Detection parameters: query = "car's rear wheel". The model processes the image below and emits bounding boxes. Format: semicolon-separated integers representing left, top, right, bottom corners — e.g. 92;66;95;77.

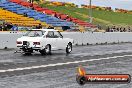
40;49;46;55
66;43;72;54
40;44;51;55
45;44;51;55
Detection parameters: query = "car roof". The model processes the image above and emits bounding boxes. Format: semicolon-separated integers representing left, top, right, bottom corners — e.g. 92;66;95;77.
31;29;57;31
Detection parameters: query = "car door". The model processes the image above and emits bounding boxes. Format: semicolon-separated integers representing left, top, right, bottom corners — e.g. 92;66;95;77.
46;31;57;50
53;31;67;49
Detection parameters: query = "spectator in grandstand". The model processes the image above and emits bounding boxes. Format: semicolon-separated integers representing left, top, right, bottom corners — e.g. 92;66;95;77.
0;24;2;31
11;24;18;31
105;26;132;32
24;12;28;17
97;24;102;29
32;26;36;29
62;26;70;31
110;26;131;32
123;28;126;32
128;27;131;32
47;26;54;29
64;14;69;20
112;26;116;30
6;23;13;29
106;26;110;32
66;17;71;21
36;24;42;29
119;27;122;32
54;13;58;18
116;28;119;32
2;22;8;31
30;4;34;10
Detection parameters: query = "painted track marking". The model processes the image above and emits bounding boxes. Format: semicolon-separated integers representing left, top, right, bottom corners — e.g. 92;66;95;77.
0;54;132;73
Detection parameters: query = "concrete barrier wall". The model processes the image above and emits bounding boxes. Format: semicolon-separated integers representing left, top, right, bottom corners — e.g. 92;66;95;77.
0;31;132;49
0;31;25;49
63;32;132;45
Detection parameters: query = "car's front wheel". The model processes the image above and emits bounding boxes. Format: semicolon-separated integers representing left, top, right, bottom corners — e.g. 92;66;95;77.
66;43;72;54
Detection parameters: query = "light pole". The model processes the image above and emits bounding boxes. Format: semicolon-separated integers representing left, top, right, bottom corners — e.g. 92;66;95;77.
89;0;92;23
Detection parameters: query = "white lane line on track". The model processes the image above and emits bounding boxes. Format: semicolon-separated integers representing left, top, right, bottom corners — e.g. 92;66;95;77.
0;54;132;73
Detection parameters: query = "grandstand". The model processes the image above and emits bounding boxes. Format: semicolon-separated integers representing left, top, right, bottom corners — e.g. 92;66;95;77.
11;0;95;28
0;0;131;32
0;0;96;32
2;0;79;29
0;8;47;27
8;0;93;30
0;0;80;31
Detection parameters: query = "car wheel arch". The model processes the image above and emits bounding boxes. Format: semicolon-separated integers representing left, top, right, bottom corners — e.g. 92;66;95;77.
67;42;72;48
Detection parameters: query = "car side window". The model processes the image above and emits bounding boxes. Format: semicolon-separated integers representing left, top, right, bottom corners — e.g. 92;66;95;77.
46;31;54;38
53;31;63;38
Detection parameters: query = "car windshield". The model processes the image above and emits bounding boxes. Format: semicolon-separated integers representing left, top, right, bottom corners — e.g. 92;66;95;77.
24;30;45;37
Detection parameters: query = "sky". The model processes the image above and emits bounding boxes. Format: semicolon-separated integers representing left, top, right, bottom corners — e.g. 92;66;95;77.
50;0;132;10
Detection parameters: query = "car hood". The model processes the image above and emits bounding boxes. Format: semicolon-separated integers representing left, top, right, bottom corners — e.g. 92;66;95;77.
17;36;42;42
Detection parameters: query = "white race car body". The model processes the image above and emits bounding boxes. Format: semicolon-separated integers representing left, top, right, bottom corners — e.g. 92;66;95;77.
16;29;73;54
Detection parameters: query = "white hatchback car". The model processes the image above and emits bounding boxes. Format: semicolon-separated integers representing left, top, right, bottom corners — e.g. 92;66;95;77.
16;29;73;55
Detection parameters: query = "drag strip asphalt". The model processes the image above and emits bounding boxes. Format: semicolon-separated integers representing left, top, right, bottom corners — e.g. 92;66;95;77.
0;43;132;88
0;54;132;73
